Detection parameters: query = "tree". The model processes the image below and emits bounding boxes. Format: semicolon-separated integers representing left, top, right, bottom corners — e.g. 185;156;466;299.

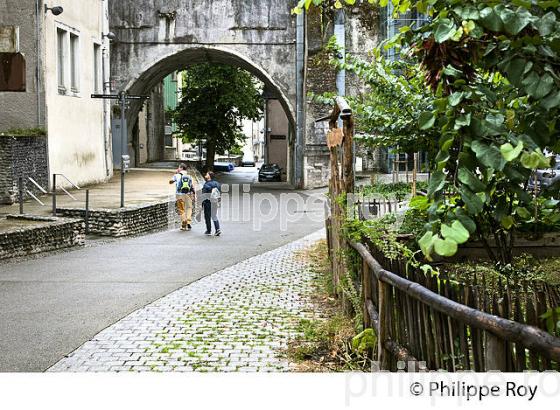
296;0;560;264
171;64;263;168
322;38;437;155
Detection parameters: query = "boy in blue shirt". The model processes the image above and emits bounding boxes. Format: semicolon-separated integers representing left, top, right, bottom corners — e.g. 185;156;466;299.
201;171;221;236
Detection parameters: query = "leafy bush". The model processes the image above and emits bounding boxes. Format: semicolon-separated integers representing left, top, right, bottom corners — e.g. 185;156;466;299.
296;0;560;266
361;181;428;201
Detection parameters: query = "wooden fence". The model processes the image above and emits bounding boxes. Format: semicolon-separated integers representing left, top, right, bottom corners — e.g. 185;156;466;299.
352;240;560;371
322;96;560;371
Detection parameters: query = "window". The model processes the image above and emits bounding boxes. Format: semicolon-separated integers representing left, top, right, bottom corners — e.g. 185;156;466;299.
0;52;26;91
93;43;101;93
57;28;66;92
69;33;79;92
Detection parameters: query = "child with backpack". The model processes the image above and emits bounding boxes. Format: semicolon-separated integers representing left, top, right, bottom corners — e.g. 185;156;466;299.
201;171;222;236
169;163;196;231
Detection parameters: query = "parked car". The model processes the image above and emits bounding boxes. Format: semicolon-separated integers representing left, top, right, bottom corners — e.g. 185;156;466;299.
258;163;282;182
213;162;235;172
528;155;560;192
241;155;256;167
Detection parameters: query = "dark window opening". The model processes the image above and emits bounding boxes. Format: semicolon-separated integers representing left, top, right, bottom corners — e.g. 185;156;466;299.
0;52;26;92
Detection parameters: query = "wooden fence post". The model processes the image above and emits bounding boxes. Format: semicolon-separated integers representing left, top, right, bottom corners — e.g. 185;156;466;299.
378;279;391;370
363;259;372;329
485;332;507;371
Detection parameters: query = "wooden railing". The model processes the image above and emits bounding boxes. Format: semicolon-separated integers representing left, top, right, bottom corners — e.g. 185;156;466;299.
345;238;560;371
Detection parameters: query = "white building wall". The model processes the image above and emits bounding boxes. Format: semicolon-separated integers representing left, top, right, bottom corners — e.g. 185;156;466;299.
43;0;108;187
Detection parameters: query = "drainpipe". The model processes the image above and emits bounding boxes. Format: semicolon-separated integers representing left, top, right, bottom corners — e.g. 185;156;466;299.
295;9;306;189
35;0;42;127
101;0;111;177
334;10;345;98
334;9;353;186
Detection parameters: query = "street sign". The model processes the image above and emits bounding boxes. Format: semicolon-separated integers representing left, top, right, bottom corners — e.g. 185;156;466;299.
90;94;149;100
122;155;131;172
91;93;120;99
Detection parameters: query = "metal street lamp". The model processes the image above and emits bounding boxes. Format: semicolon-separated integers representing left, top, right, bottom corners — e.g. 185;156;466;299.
44;4;63;15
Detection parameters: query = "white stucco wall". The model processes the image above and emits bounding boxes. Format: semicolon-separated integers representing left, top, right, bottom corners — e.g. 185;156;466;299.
43;0;108;187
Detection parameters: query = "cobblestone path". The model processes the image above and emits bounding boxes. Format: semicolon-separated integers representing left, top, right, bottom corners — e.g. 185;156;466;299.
49;230;324;372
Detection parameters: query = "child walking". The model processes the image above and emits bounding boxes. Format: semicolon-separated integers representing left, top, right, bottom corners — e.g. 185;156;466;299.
201;171;222;236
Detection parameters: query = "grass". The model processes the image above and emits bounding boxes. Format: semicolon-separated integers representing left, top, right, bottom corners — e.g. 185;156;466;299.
0;127;46;137
287;240;372;372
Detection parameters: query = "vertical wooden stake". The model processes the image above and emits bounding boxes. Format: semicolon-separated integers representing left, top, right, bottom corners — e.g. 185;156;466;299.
378;279;391;370
485;332;507;371
412;152;418;196
405;153;409;184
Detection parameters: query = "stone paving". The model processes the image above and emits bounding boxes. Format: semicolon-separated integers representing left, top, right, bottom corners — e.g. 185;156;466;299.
48;230;325;372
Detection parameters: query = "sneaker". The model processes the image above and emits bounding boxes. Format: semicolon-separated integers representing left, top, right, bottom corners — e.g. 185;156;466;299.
214;229;221;237
187;224;192;231
180;227;186;231
204;231;212;235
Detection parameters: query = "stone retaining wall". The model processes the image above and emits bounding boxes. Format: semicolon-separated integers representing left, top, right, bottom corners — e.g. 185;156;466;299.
57;200;174;237
0;135;49;204
0;215;85;260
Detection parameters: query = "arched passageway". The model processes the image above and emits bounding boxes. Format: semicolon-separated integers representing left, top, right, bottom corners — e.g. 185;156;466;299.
119;47;295;184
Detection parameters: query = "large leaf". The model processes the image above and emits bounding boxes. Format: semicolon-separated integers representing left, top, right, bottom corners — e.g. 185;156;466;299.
480;7;504;32
538;11;557;36
455;208;477;234
541;90;560;110
501;215;515;229
418;111;436;130
418;231;435;259
434;237;458;257
458;186;484;215
441;220;470;244
448;92;464;107
457;167;486;192
455;113;472;129
454;5;480;20
522;72;554;99
520;150;550;169
500;141;524;161
434;18;457;43
471;140;506;171
504;58;528;88
427;170;446;196
499;7;532;35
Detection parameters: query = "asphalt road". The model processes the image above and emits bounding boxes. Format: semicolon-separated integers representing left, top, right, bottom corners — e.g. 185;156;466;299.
0;167;326;371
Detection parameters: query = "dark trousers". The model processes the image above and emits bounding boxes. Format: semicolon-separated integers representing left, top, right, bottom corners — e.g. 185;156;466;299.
203;200;220;232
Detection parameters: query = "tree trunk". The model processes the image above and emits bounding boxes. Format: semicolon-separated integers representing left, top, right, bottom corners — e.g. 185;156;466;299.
205;139;216;169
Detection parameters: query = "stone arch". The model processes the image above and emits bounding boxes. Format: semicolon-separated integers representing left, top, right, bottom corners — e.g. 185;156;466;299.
122;45;295;129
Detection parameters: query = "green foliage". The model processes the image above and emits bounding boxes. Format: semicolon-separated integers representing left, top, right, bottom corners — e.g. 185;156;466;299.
541;307;560;337
360;181;428;201
172;64;263;167
323;40;437;155
352;328;377;353
399;206;428;239
0;128;46;137
299;0;560;264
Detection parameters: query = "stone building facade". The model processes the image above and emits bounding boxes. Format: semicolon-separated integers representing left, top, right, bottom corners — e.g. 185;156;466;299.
0;0;112;189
